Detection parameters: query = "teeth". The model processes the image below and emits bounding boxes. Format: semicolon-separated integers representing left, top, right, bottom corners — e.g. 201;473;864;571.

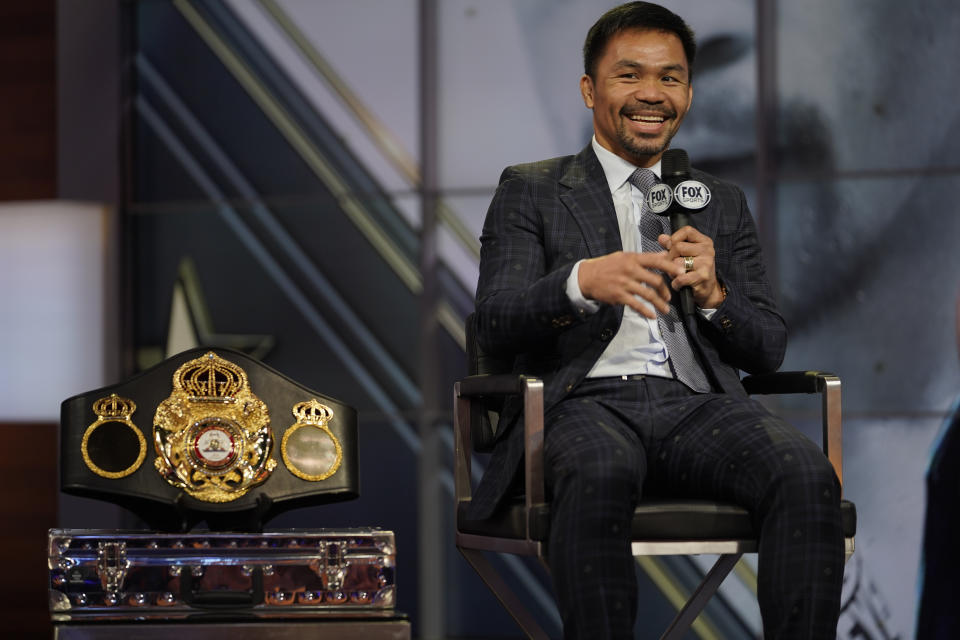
629;115;665;123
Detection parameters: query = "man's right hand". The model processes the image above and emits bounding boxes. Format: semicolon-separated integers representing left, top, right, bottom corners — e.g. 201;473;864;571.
578;251;682;319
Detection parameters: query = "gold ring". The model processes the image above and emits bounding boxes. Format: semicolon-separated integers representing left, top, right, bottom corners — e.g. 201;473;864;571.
683;256;695;272
82;394;146;479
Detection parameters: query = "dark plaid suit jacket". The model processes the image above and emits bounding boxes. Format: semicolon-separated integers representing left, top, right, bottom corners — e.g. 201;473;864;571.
469;144;787;519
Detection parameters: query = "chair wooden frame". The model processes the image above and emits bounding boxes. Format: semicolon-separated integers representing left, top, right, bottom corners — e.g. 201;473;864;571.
454;369;855;639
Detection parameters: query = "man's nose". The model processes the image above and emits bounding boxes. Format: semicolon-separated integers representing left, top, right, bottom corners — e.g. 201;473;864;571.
630;78;665;102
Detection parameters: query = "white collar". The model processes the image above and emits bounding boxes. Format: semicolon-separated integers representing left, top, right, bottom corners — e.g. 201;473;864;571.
591;136;662;193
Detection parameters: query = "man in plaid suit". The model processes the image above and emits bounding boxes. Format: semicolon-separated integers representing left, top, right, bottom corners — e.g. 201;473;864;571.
471;2;844;638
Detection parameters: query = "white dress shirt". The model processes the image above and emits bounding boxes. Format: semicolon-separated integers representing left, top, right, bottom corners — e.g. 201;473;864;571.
565;138;715;379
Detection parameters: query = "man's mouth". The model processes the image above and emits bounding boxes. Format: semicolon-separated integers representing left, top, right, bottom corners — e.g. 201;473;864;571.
626;114;667;124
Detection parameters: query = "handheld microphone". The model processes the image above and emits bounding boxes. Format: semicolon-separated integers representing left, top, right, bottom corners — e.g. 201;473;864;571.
649;148;711;315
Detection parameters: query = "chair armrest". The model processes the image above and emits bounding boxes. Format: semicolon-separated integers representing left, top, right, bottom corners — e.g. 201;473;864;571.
743;370;844;489
458;374;533;398
741;370;837;395
458;374;539;453
454;375;547;539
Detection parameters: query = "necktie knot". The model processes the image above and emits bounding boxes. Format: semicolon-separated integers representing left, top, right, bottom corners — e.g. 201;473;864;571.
627;167;659;195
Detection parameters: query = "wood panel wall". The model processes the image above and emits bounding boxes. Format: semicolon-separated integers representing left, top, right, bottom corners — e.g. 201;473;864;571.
0;423;57;638
0;0;56;201
1;3;59;636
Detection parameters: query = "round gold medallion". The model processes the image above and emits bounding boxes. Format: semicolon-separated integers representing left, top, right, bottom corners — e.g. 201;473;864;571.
282;400;342;482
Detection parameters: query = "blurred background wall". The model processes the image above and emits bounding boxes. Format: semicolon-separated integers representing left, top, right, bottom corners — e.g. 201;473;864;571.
1;1;958;638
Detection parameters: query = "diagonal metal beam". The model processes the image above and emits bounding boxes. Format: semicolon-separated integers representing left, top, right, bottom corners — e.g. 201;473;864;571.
174;0;467;349
137;53;421;405
255;0;482;262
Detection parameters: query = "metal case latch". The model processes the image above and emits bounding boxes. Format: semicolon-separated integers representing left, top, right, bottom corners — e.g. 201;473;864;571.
96;541;129;596
322;541;348;591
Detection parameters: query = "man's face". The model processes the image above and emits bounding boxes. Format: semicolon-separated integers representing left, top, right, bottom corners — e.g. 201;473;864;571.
580;28;693;167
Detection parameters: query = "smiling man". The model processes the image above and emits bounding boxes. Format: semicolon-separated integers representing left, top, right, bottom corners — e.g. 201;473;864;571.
582;27;691;163
471;2;845;638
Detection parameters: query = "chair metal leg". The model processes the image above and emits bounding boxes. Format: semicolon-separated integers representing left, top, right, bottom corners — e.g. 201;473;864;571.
458;547;552;640
660;553;742;640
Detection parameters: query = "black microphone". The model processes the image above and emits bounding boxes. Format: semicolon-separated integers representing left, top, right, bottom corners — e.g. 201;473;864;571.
651;148;712;315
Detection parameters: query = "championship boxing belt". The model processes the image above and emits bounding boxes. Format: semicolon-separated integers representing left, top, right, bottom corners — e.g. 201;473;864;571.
60;348;358;531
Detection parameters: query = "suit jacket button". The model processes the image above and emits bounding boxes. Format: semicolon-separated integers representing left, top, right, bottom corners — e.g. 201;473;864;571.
600;328;613;341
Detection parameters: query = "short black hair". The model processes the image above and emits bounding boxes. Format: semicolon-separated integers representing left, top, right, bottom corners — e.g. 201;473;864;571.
583;2;697;80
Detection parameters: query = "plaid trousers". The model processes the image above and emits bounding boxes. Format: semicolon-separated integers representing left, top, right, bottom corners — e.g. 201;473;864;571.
543;376;844;639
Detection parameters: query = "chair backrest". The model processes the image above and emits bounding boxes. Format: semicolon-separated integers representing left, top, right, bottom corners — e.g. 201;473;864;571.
465;312;513;452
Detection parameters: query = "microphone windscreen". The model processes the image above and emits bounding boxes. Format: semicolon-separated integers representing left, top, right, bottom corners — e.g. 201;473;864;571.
662;148;690;181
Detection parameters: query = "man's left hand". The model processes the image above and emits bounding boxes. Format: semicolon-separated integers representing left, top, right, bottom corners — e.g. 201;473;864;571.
658;226;725;309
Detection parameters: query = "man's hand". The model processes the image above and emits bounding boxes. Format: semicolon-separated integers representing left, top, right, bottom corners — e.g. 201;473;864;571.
578;250;682;319
658;226;725;308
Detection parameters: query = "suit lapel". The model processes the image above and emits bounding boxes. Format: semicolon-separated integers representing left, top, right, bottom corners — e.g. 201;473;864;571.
559;145;622;257
684;169;721;239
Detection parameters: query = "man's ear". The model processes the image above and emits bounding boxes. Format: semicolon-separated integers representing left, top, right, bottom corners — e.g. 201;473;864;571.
579;74;595;109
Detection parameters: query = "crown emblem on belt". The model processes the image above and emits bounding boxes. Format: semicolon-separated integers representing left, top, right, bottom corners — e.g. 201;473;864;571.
92;394;137;419
154;352;276;503
292;399;334;425
174;353;247;402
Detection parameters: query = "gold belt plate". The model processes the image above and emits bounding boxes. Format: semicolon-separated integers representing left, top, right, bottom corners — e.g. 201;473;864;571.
153;351;276;503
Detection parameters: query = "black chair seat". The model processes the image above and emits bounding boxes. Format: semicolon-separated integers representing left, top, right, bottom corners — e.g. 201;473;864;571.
458;498;857;542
